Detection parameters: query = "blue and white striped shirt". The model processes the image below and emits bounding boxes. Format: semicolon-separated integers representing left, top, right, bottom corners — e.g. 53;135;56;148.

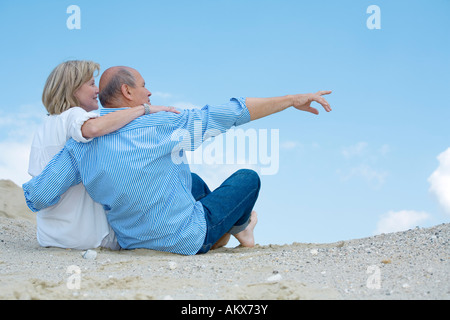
23;97;251;255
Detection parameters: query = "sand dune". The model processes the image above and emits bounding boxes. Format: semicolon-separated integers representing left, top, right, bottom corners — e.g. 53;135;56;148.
0;180;36;223
0;180;448;300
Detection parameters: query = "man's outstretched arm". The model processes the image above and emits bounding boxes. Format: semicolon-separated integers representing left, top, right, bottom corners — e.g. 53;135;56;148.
246;91;332;121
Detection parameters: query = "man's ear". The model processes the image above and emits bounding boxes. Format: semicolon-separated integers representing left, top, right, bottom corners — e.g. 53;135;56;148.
121;84;133;101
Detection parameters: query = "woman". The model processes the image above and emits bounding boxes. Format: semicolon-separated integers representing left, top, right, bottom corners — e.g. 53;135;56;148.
28;60;178;250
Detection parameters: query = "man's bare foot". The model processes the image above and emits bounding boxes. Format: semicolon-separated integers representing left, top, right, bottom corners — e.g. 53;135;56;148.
211;233;231;250
234;211;258;248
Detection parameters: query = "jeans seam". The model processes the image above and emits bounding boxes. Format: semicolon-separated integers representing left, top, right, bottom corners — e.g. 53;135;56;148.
197;192;208;200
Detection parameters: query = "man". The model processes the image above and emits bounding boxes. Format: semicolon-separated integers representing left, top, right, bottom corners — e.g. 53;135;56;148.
23;66;332;255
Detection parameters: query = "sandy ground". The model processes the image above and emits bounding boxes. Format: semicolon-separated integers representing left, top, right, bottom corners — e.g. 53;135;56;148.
0;179;449;300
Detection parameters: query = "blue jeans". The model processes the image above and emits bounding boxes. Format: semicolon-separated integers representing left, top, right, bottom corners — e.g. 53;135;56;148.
193;169;261;254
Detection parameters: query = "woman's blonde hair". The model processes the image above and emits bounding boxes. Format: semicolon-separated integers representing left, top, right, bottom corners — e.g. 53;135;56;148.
42;60;100;115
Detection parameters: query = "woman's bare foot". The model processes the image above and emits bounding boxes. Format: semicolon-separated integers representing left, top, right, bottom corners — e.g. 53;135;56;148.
211;233;231;250
234;211;258;248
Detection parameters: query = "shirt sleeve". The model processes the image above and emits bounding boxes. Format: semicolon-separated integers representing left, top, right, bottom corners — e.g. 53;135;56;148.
22;144;82;212
65;107;99;143
173;97;251;151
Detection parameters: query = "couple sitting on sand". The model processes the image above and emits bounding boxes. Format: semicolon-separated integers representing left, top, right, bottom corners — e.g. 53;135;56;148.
23;60;332;255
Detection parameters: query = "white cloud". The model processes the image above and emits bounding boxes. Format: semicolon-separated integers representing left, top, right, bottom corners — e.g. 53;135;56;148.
378;144;390;156
337;164;387;188
372;148;449;236
341;141;390;160
0;103;44;185
341;142;368;159
350;164;387;186
280;140;301;150
0;141;31;186
428;147;450;215
151;91;172;99
339;142;390;188
149;91;200;109
0;104;45;142
171;101;201;109
374;210;430;235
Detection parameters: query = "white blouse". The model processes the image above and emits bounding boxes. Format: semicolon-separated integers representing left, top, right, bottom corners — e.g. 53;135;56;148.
28;107;119;250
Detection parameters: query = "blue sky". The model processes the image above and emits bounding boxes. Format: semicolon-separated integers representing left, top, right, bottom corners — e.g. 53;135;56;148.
0;0;449;246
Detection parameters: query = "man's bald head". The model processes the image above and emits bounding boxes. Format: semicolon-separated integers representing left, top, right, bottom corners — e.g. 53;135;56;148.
99;66;137;108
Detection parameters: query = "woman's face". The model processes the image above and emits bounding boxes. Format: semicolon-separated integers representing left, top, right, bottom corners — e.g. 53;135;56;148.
74;77;99;112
